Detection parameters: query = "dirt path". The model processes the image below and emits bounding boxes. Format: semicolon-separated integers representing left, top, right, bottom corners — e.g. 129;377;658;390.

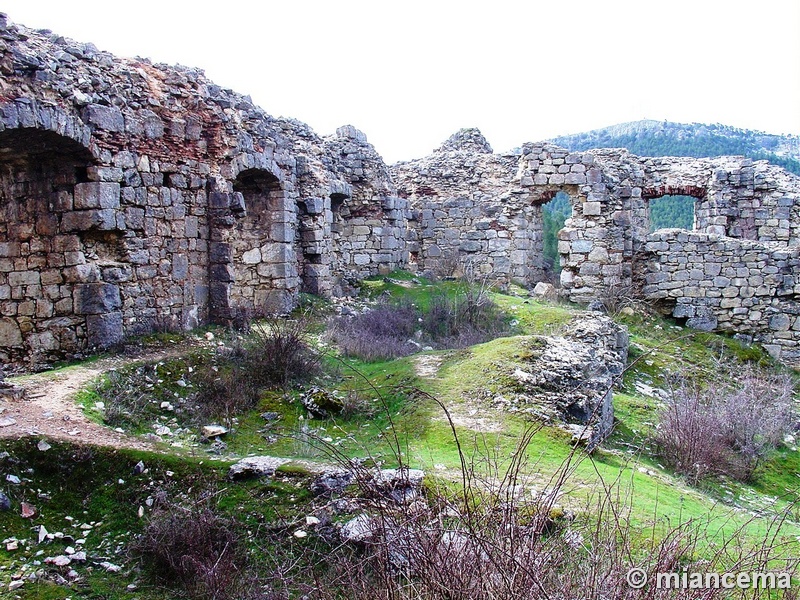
413;353;502;433
413;354;443;378
0;347;194;450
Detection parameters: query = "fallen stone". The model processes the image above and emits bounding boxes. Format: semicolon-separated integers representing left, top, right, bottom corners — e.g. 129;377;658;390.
0;491;11;511
0;417;17;427
8;580;24;591
46;555;72;566
21;502;37;518
370;467;426;504
98;561;122;573
532;281;557;301
228;456;289;480
300;387;343;419
6;474;21;484
340;513;376;543
310;469;355;497
201;425;227;438
37;440;51;452
38;525;48;543
206;439;227;454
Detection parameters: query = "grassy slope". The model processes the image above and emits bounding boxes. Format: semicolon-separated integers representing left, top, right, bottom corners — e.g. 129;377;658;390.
2;272;798;597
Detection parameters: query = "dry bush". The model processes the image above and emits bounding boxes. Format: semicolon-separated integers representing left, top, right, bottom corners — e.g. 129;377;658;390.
592;280;636;315
131;497;259;600
328;285;508;361
420;287;507;349
654;369;795;483
192;366;261;427
240;314;321;388
298;397;799;599
327;303;420;361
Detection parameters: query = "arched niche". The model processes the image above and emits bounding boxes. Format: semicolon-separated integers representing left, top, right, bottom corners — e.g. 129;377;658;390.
0;128;124;367
228;168;294;315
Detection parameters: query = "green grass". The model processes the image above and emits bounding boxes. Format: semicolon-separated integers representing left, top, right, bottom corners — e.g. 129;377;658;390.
5;272;799;597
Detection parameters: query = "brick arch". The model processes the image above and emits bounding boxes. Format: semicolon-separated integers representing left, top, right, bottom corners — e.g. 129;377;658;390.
641;184;707;200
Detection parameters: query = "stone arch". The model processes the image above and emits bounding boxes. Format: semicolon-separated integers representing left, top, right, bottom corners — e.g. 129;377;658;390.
0;99;95;156
0;127;124;368
224;167;297;316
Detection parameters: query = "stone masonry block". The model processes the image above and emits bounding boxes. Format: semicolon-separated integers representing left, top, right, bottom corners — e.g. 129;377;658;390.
61;209;119;231
73;182;120;210
75;283;122;315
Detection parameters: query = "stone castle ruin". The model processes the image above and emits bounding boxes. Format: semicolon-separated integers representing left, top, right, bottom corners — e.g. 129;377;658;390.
0;15;798;370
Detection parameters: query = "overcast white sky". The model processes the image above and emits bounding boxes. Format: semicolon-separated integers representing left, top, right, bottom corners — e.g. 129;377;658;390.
4;0;799;163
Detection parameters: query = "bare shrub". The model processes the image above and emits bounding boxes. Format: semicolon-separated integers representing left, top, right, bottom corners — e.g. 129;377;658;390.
99;366;168;428
329;285;509;361
420;287;507;349
241;314;321;388
592;280;636;315
654;369;795;482
327;303;420;361
131;496;258;600
299;395;799;599
337;389;379;420
192;366;261;427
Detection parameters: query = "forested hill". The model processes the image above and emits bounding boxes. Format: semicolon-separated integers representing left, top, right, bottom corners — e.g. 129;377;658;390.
549;120;800;175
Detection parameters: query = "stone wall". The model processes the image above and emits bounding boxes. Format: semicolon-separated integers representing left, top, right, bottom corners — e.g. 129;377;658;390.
0;15;407;370
393;132;800;362
2;13;800;370
392;130;558;284
641;230;800;361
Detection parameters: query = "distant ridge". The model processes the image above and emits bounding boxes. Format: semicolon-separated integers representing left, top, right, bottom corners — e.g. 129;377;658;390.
548;120;800;175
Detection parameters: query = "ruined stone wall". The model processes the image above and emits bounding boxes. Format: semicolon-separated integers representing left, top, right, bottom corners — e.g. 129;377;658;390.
321;126;409;293
394;130;800;362
392;130;553;284
642;230;800;361
0;15;412;370
2;13;800;370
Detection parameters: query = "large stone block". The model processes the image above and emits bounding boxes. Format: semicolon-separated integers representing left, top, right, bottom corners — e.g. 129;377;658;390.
61;209;119;231
241;248;262;264
75;283;122;315
74;182;120;210
582;201;602;216
572;239;594;253
209;242;232;263
86;312;124;348
84;104;125;132
0;318;22;346
303;197;325;215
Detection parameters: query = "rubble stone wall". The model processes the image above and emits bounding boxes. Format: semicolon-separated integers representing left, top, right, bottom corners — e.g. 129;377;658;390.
0;16;407;370
2;13;800;370
641;230;800;361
